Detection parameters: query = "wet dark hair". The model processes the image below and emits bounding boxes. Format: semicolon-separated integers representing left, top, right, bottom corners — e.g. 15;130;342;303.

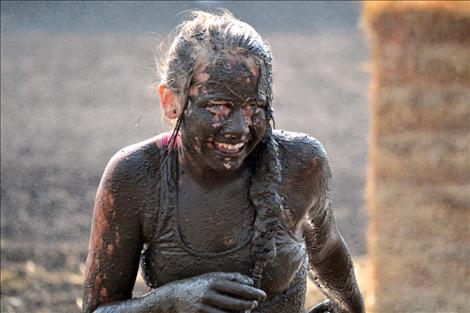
158;10;282;287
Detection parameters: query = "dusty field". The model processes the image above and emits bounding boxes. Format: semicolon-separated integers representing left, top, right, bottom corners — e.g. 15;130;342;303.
1;30;369;312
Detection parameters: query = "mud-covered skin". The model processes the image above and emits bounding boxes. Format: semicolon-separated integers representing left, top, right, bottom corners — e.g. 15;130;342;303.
82;130;364;313
181;56;267;176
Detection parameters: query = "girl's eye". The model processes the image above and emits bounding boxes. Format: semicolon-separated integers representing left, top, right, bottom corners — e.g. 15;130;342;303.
211;104;224;111
242;103;255;115
243;102;264;115
207;102;230;114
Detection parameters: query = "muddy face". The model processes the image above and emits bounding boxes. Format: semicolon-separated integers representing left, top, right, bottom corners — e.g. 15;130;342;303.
179;55;268;173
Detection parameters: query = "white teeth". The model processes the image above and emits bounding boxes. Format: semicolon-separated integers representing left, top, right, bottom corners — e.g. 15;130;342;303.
214;142;245;152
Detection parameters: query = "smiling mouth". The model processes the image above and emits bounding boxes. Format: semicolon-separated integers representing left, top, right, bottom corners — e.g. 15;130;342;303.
213;141;246;154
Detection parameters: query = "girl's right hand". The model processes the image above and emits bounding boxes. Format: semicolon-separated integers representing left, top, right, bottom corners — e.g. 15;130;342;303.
170;272;267;313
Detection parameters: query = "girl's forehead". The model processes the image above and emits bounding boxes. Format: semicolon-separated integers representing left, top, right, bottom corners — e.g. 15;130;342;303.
196;53;258;80
189;55;259;98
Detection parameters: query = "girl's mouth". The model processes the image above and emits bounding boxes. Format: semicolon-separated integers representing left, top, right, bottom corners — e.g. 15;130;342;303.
213;141;246;155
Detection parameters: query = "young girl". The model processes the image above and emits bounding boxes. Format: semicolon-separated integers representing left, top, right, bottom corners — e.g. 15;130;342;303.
82;10;364;313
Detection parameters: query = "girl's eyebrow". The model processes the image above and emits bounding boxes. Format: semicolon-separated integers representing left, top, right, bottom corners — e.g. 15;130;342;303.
240;97;259;104
208;99;231;104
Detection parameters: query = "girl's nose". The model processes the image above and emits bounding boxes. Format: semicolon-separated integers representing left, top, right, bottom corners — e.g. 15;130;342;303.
222;110;249;139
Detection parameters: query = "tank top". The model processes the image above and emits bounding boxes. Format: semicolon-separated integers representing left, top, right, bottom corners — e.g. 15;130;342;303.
141;135;308;312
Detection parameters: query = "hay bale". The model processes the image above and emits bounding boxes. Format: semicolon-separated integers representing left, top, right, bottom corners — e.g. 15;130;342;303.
375;131;469;184
363;2;470;312
375;85;470;134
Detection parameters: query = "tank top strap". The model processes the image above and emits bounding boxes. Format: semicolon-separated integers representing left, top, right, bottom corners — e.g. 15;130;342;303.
153;134;179;241
160;147;178;214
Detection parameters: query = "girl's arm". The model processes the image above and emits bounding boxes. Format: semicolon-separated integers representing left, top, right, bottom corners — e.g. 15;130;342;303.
302;146;364;313
82;149;147;312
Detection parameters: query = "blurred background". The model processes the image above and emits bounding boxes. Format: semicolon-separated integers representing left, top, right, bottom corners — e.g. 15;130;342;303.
6;1;466;313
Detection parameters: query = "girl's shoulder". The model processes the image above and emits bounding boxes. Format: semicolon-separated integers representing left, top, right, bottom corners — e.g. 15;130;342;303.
102;133;172;184
273;129;329;165
111;132;174;163
273;130;332;217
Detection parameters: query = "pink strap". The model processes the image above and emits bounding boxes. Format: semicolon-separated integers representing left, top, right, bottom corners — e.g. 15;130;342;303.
156;132;180;149
156;132;172;148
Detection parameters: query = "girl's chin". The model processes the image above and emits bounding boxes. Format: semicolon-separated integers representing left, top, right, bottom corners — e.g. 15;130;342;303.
199;154;246;173
209;159;244;171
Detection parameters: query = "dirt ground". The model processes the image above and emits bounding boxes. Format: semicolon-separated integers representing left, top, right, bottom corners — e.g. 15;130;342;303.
1;26;369;312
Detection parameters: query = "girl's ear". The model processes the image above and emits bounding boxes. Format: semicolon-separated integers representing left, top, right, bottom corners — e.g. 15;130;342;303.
159;84;181;119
